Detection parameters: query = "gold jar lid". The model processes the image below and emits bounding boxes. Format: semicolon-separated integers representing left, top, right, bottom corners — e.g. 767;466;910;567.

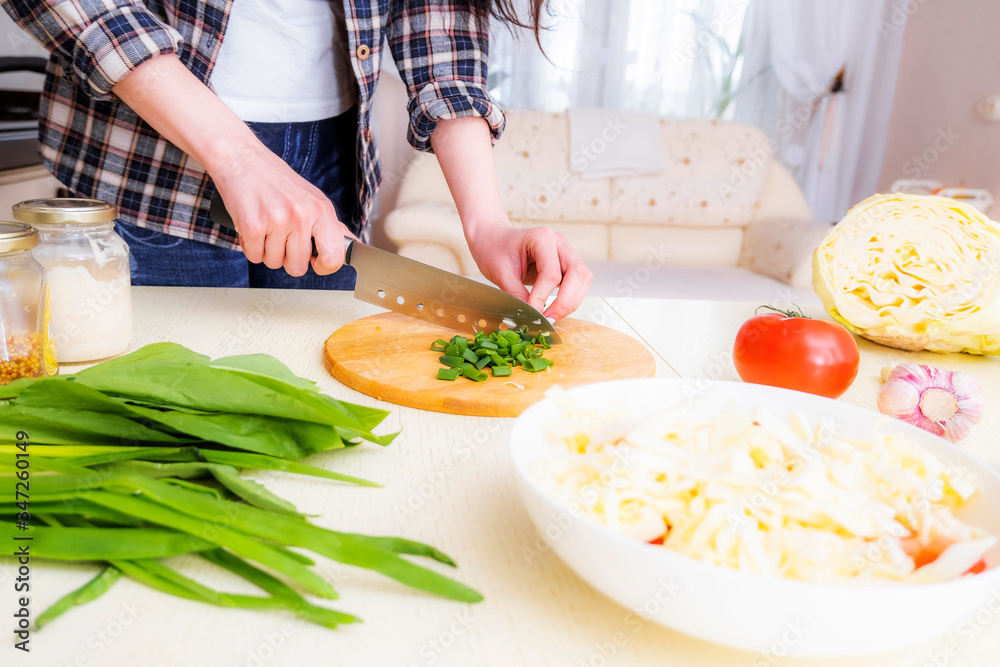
12;198;118;226
0;221;40;253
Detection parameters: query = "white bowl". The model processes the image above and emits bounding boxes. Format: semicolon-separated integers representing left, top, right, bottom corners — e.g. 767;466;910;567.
509;379;1000;658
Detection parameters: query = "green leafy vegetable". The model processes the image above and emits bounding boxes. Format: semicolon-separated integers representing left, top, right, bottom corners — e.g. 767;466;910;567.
432;329;554;382
437;368;461;381
0;343;480;630
35;567;123;629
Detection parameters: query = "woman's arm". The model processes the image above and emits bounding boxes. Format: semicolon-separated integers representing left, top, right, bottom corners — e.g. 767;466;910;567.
3;1;348;275
111;54;351;277
430;117;593;320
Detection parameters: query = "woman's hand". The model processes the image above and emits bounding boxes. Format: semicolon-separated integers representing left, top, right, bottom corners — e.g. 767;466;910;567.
211;144;354;277
430;116;593;320
465;220;593;320
112;54;351;276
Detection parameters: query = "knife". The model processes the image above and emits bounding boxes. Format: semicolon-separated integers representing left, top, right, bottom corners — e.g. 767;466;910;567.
210;195;561;343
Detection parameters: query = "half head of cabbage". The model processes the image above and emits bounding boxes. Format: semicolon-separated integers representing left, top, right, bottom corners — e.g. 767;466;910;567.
813;193;1000;354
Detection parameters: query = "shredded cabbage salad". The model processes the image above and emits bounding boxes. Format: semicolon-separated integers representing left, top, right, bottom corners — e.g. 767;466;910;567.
536;390;996;584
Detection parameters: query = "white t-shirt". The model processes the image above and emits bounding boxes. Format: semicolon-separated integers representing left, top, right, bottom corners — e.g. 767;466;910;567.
210;0;357;123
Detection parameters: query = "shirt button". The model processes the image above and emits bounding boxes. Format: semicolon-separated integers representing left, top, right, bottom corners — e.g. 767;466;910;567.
357;44;371;60
364;128;373;142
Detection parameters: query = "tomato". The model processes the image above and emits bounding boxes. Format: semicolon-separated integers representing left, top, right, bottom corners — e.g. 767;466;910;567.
967;559;988;575
733;306;860;399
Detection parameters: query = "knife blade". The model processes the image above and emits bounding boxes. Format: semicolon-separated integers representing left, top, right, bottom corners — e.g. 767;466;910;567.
344;238;561;343
210;194;561;342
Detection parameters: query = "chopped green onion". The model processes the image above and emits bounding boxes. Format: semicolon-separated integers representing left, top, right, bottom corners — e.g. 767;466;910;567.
461;367;488;382
522;359;548;372
431;329;554;382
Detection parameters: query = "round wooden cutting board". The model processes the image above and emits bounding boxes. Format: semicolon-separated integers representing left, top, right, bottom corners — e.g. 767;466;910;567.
324;313;656;417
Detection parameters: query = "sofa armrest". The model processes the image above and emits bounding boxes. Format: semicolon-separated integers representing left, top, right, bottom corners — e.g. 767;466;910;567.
395;241;465;275
740;218;834;291
753;162;813;222
382;203;481;276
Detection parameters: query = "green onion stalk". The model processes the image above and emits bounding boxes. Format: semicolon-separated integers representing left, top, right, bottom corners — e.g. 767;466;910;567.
0;343;481;629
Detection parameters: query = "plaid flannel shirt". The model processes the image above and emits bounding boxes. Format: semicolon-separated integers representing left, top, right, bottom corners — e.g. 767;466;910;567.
1;0;505;247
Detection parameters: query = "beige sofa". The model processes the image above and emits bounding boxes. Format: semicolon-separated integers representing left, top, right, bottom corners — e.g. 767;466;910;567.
384;110;829;303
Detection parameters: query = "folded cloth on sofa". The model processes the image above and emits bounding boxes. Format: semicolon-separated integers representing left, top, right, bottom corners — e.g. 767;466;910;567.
567;108;667;179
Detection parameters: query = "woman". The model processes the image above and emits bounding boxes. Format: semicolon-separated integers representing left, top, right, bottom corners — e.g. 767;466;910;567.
3;0;591;320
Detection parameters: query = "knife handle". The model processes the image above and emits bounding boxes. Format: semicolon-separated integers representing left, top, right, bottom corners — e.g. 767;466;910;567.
211;191;357;263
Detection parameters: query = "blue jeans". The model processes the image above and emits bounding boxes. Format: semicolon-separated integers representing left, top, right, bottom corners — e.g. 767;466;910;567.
116;109;360;289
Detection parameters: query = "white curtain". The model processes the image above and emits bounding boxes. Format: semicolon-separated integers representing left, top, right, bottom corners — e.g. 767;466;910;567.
733;0;909;222
489;0;750;118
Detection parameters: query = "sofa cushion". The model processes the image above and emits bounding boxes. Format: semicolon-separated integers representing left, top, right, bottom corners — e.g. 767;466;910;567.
395;152;452;208
740;218;835;291
753;161;813;222
396;242;465;275
493;110;612;223
384;203;478;275
610;225;745;267
610;120;772;227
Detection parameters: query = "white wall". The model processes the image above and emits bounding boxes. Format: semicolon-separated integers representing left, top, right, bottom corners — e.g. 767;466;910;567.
877;0;1000;207
0;10;49;90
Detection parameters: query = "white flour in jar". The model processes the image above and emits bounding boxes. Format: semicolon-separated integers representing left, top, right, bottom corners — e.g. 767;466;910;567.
46;264;132;362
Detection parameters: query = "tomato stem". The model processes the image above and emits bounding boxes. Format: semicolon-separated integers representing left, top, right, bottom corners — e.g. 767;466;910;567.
755;304;810;319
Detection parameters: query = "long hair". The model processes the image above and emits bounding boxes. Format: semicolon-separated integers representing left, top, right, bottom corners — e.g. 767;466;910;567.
467;0;547;45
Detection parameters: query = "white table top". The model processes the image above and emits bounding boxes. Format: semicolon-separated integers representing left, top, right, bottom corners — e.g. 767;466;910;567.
3;287;999;667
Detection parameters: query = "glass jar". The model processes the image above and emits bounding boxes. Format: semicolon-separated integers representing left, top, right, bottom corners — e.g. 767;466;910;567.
13;198;132;364
0;222;56;384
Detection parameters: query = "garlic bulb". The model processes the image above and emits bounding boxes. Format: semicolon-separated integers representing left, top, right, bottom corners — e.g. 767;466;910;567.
877;364;983;442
